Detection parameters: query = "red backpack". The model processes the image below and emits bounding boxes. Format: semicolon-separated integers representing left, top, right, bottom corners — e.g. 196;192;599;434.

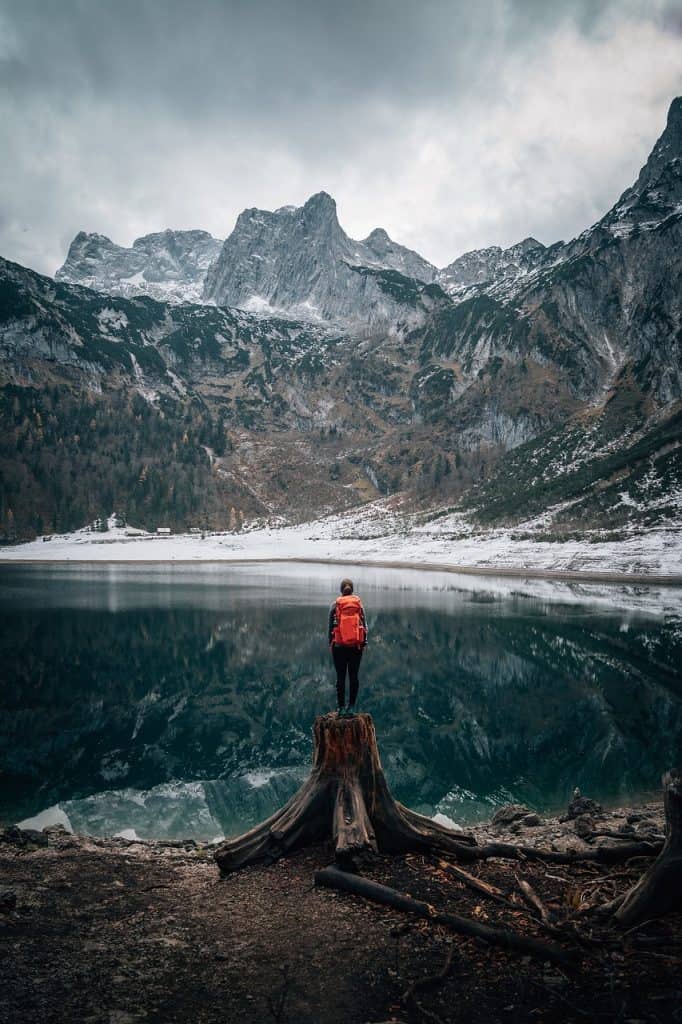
333;594;366;647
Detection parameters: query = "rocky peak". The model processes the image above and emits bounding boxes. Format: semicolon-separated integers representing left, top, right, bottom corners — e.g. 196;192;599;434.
132;228;217;252
635;96;682;190
231;194;342;248
64;232;118;258
668;95;682;126
597;95;682;241
365;227;390;246
361;227;437;283
438;236;546;294
203;192;438;319
511;237;545;255
56;228;223;303
302;190;338;221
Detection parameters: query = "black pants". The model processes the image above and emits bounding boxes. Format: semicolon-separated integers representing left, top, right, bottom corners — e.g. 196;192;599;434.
332;645;363;707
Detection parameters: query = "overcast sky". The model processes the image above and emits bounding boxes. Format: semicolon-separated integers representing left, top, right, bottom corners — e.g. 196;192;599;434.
1;0;681;275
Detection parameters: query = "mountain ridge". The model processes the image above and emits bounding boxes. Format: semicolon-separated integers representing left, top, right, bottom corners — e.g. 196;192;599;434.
56;191;549;322
54;97;682;326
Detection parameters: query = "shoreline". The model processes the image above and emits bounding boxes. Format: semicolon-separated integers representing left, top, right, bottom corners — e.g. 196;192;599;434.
1;553;681;586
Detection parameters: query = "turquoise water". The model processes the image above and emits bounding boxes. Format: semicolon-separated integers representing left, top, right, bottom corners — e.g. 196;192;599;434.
1;562;681;840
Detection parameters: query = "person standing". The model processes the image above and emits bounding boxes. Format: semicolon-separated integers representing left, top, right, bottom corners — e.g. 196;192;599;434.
328;578;367;716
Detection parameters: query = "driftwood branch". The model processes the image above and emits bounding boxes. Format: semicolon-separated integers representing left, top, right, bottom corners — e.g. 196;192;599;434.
515;874;556;929
314;865;575;967
437;858;513;907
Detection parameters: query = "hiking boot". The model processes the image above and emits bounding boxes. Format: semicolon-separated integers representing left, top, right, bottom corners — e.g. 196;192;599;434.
346;703;357;717
337;705;347;717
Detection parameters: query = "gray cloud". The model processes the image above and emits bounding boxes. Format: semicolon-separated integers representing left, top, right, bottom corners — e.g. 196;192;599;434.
1;0;681;275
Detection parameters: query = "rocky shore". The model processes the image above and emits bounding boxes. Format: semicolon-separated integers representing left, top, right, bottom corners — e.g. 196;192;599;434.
1;796;680;1024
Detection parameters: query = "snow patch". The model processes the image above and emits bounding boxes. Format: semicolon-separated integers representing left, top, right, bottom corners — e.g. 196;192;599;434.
114;828;143;841
242;770;277;789
18;804;73;833
97;307;129;331
432;812;464;832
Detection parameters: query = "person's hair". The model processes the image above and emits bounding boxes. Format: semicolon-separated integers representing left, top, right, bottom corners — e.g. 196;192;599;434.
340;578;353;595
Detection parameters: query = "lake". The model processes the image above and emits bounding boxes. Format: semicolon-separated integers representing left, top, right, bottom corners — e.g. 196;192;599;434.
1;562;681;841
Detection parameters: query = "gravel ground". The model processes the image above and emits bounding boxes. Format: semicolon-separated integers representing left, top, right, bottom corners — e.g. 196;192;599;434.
1;800;681;1024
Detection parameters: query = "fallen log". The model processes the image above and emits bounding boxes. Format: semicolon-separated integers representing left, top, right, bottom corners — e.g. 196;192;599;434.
214;713;475;874
613;768;682;927
314;865;575;967
440;838;662;865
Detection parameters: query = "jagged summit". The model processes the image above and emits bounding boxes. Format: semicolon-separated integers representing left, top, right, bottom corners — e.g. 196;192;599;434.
594;94;682;243
56;228;223;304
71;230;114;246
437;236;547;292
132;228;217;249
362;226;437;283
203;191;439;321
303;190;337;213
513;237;545;253
632;95;682;192
62;232;118;262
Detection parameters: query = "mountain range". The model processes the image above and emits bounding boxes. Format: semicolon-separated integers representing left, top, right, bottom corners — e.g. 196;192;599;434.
56;188;549;324
1;98;681;541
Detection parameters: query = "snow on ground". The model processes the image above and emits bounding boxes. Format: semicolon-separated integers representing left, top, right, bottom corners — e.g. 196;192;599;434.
18;803;74;833
2;501;681;583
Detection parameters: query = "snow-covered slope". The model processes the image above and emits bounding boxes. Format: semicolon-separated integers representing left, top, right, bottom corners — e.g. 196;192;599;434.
2;500;681;588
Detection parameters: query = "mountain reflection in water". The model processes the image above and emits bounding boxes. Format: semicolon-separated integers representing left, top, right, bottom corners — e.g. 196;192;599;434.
1;562;681;840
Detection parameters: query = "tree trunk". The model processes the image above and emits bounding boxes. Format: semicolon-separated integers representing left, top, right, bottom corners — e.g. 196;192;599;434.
614;768;682;927
214;712;475;874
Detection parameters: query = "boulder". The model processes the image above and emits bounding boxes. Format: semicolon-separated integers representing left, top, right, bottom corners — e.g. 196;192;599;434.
491;804;542;830
0;825;49;848
564;791;603;821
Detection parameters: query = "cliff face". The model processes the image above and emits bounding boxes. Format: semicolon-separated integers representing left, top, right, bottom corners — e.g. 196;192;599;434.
202;191;444;326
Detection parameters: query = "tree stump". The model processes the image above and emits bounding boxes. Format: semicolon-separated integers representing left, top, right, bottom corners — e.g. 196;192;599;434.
614;768;682;926
214;712;475;874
